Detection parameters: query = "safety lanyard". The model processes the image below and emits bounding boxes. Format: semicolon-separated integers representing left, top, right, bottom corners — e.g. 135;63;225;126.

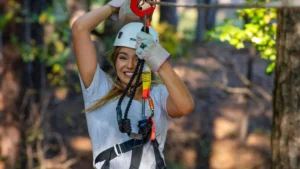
116;0;157;141
131;0;156;118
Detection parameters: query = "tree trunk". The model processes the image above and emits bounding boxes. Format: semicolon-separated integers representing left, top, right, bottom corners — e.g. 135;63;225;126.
271;7;300;169
0;0;46;168
195;0;206;44
0;1;23;169
195;0;217;44
204;0;217;30
159;0;178;27
0;45;22;169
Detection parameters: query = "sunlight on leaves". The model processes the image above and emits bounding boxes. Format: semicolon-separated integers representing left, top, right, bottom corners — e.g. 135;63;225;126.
206;0;277;74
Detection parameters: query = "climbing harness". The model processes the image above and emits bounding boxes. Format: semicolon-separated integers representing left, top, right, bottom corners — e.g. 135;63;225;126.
95;1;166;169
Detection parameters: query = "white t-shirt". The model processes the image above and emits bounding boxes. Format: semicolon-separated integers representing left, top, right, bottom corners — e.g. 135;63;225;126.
79;64;171;169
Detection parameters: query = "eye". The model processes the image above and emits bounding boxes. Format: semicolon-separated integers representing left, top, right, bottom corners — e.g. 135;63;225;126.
119;56;127;60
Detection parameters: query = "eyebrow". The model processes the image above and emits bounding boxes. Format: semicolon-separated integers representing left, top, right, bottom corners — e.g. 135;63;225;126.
118;52;128;56
118;52;137;58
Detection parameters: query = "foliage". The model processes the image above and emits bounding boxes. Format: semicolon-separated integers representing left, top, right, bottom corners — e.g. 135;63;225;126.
38;2;71;87
154;22;192;59
44;28;71;87
38;6;56;24
6;1;72;87
206;0;277;74
0;0;21;31
154;22;180;57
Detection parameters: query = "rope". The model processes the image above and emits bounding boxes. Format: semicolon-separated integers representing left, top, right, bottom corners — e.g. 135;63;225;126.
116;58;144;134
124;60;145;119
116;59;142;123
145;0;300;9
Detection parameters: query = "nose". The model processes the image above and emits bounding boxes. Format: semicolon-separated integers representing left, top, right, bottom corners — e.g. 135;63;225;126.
126;59;136;69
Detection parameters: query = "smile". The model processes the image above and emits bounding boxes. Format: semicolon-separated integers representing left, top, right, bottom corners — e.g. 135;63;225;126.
124;72;134;78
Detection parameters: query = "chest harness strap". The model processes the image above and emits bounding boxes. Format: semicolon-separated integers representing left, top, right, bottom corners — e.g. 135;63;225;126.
94;138;166;169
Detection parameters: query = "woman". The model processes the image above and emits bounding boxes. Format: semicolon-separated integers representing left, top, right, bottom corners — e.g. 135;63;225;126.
72;0;194;169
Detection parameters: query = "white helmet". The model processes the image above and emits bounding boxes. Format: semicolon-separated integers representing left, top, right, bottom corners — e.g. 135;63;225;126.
113;22;159;49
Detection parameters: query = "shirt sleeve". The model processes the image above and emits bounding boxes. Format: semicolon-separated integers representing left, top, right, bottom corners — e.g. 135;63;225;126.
78;63;112;103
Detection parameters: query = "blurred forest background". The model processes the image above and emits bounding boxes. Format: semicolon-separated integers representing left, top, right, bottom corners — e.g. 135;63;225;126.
0;0;283;168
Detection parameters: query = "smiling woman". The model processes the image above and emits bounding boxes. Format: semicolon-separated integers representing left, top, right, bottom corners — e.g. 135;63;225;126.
71;0;194;169
115;47;139;85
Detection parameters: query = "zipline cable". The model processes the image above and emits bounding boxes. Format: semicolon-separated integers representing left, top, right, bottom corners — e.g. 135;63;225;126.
145;0;300;9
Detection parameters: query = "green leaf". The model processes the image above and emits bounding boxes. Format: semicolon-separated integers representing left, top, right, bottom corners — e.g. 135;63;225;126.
48;14;55;24
266;62;275;75
205;3;277;73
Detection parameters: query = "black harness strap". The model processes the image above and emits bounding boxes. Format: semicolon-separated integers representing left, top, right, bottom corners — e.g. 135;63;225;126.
152;140;167;169
95;139;146;168
95;139;167;169
129;146;143;169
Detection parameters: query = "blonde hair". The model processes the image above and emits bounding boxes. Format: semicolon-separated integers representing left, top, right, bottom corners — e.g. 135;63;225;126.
84;47;123;112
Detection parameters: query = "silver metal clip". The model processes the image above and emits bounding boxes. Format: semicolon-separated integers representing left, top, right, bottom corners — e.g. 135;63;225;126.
114;144;123;156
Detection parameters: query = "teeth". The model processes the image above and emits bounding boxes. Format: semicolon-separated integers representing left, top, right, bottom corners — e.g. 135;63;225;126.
125;72;133;76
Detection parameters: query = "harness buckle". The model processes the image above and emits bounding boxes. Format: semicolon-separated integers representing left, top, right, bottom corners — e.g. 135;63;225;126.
114;144;123;156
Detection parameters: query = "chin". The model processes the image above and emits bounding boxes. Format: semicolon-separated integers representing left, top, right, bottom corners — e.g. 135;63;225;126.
118;75;129;84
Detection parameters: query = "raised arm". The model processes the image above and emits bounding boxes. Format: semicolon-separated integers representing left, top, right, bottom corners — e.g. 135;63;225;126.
135;32;194;118
157;62;194;117
72;3;119;88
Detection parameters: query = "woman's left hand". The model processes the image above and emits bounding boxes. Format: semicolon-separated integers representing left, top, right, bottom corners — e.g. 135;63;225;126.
107;0;124;9
119;0;141;25
135;32;170;72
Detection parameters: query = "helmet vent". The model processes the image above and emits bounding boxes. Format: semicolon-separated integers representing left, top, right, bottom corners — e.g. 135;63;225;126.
113;22;159;48
130;38;136;42
118;32;123;39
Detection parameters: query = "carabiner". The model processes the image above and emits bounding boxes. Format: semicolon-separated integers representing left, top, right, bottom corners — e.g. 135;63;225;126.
130;0;156;18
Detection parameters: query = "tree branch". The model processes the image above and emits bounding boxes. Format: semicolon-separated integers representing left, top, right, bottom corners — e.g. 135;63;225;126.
206;48;272;102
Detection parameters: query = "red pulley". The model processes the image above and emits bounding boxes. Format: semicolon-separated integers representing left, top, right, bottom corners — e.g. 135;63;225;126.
130;0;156;18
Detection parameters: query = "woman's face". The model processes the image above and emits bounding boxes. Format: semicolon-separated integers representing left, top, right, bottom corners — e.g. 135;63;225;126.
115;47;139;85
